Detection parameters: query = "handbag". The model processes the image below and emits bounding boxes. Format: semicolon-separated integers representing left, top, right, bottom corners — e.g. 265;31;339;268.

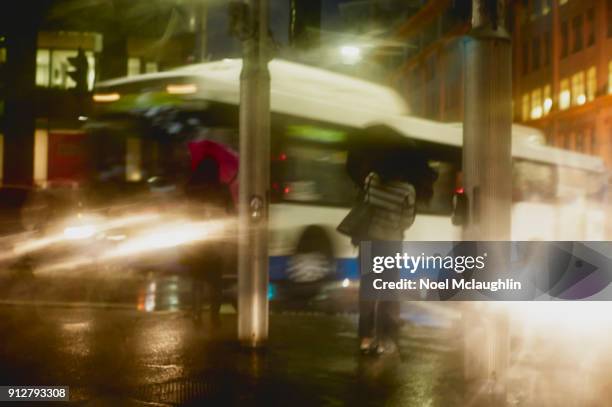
337;199;372;241
337;176;374;242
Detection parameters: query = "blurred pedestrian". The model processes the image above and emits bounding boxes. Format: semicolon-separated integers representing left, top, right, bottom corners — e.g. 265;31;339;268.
183;156;234;326
340;127;436;355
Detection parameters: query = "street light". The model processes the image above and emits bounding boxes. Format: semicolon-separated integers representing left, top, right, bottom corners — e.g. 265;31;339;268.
339;45;361;65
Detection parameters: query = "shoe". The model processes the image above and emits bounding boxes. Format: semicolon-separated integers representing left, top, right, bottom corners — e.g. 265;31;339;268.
375;339;398;356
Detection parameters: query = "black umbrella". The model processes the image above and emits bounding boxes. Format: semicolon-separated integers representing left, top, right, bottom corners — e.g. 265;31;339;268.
346;125;435;189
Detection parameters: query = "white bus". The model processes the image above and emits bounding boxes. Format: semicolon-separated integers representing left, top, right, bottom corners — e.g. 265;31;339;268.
89;59;608;287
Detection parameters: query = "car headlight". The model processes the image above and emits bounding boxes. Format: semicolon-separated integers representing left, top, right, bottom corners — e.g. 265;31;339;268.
63;224;97;240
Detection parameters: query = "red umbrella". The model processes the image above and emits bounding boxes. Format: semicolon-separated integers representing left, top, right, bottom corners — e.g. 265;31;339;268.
188;139;239;204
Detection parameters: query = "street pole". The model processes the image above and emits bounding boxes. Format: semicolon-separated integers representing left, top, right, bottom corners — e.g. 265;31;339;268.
462;0;512;403
192;0;208;62
237;0;270;348
2;7;40;186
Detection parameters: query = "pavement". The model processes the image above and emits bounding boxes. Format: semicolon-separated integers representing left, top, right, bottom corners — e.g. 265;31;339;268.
1;272;612;406
0;306;465;406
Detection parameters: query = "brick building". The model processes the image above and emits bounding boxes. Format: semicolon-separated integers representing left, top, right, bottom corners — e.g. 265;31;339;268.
390;0;612;169
514;0;612;168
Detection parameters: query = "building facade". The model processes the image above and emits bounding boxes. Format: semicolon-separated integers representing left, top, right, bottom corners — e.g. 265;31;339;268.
390;0;612;169
389;0;471;122
514;0;612;168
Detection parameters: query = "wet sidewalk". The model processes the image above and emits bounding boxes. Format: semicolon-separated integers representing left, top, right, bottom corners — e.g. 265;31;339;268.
0;306;465;406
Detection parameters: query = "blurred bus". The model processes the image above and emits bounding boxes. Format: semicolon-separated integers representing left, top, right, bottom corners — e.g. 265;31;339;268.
88;59;608;290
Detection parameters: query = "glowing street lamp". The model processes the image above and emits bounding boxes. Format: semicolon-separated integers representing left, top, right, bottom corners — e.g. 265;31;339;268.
340;45;361;65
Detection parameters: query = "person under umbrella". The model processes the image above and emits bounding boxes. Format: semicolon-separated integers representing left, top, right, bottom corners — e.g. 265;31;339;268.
188;139;239;206
183;156;235;326
339;125;437;354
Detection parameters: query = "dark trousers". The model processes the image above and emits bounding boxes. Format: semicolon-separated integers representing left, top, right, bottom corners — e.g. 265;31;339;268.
192;270;222;321
187;245;224;322
358;300;400;342
358;245;400;343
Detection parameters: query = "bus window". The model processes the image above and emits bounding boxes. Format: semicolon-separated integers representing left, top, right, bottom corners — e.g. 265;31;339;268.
416;160;457;216
512;159;557;202
272;142;358;207
557;166;605;201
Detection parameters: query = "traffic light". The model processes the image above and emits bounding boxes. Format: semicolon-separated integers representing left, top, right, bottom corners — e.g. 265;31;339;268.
67;48;89;92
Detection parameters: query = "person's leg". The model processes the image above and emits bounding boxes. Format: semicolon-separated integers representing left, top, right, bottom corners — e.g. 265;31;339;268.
376;262;401;353
208;275;222;326
377;300;400;352
359;295;379;353
358;244;377;352
207;254;223;327
192;278;203;321
359;299;376;338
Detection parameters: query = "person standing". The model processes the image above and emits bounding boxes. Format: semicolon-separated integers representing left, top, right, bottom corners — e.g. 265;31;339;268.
184;156;234;326
341;142;436;355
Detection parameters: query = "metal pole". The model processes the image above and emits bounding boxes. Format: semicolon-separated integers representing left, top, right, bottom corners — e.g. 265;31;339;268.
237;0;270;348
464;0;512;241
193;0;208;61
462;0;512;403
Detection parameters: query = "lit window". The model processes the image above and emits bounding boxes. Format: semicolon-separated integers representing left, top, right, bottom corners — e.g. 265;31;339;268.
543;85;552;114
571;71;585;106
145;62;158;74
127;57;141;77
48;49;96;90
0;47;6;63
35;49;50;87
586;66;597;101
51;50;76;88
531;89;543;119
522;93;530;121
559;78;571;110
86;53;96;90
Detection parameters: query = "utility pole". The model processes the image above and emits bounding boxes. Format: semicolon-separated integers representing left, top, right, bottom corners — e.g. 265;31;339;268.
2;5;45;186
462;0;512;404
192;0;208;61
235;0;270;348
